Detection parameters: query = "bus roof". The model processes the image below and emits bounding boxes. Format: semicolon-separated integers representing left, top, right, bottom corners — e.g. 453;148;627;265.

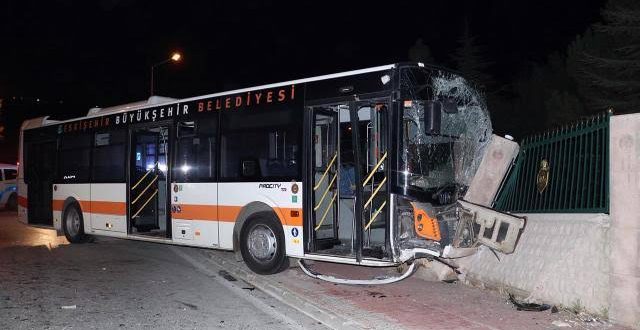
29;63;400;128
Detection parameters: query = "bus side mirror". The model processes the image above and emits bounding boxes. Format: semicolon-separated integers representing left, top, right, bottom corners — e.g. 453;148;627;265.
424;101;442;134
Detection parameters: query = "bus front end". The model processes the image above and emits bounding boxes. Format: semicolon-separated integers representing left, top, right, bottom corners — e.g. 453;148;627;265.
390;65;524;263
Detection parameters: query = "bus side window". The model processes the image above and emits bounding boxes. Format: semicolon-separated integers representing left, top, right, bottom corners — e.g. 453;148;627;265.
59;132;92;183
174;118;217;183
92;130;126;182
369;104;387;172
174;121;196;182
220;105;301;181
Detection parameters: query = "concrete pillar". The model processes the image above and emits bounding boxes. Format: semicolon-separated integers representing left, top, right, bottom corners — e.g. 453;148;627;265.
464;135;519;206
609;114;640;327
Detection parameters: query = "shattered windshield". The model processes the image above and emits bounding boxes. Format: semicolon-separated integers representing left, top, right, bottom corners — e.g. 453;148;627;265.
398;67;491;197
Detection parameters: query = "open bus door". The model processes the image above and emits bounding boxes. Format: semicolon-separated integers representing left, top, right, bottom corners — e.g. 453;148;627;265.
128;123;171;238
25;140;56;226
307;100;390;263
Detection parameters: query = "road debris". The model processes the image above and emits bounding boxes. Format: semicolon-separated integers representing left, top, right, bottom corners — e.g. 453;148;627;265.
508;294;551;312
218;270;237;282
552;320;571;327
60;305;76;310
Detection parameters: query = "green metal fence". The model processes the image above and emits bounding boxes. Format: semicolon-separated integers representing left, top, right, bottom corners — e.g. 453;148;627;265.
494;112;610;213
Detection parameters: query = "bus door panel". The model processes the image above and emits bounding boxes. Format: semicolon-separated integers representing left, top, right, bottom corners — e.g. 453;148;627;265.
356;101;390;260
311;110;340;244
26;140;56;226
309;105;360;258
170;183;219;246
90;183;127;233
308;101;391;261
129;125;171;238
172;119;219;246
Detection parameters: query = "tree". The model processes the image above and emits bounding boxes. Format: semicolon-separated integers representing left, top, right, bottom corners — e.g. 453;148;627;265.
544;90;585;125
570;0;640;113
452;22;494;92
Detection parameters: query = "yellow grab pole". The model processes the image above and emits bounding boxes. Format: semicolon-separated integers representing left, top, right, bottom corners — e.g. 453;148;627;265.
363;177;387;209
314;193;337;231
362;152;387;187
313;153;337;191
131;189;158;219
313;173;338;211
364;200;387;230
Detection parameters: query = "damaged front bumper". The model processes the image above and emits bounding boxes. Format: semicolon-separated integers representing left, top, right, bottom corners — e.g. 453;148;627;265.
395;197;526;263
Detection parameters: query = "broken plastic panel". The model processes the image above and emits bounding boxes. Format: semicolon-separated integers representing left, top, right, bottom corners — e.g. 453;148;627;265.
457;200;526;254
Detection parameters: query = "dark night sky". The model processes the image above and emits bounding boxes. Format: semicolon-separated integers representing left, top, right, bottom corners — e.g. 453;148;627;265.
1;0;605;116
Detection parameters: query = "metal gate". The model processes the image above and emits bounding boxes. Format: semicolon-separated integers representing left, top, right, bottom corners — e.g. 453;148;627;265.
494;112;611;213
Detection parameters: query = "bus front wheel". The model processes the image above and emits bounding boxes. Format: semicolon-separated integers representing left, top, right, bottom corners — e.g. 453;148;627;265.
240;213;288;275
63;203;87;243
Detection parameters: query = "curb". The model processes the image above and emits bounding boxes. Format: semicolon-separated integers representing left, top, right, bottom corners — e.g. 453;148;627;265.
199;251;378;330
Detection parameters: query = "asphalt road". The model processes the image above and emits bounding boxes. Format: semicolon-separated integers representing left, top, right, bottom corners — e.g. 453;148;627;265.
0;212;326;330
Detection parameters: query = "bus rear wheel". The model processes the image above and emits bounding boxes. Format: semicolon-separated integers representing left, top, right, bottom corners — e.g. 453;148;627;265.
63;203;87;243
240;213;288;275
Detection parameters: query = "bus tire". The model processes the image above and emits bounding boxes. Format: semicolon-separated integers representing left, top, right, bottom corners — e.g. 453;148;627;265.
62;203;86;243
240;213;288;275
6;193;17;211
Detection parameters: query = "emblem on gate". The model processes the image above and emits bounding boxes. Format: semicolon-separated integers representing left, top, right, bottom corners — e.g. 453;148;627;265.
536;159;550;194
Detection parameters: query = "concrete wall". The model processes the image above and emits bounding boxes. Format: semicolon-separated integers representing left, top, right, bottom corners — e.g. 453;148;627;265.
448;115;640;327
460;213;611;314
609;114;640;327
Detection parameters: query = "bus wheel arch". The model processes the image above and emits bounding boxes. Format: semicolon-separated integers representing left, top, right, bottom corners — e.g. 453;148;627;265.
234;202;288;274
62;198;87;243
233;202;276;256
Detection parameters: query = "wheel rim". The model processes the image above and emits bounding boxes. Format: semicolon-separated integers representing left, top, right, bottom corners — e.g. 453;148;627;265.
247;224;277;263
66;207;81;237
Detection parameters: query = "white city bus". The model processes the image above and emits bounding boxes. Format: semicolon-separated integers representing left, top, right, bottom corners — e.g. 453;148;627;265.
18;63;522;277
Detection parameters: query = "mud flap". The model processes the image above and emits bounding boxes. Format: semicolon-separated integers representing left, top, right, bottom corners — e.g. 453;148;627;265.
456;200;525;254
298;259;416;285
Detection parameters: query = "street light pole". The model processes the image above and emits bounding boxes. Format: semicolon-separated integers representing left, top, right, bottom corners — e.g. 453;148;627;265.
150;52;182;96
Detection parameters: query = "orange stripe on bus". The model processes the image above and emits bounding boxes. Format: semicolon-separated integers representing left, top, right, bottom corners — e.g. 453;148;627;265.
52;199;64;211
218;205;242;222
274;207;303;226
174;204;302;226
90;201;126;216
172;205;241;223
51;199;302;226
172;204;218;221
80;201;92;214
52;199;126;216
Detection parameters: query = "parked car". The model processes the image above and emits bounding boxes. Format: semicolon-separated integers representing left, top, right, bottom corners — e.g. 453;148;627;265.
0;163;17;210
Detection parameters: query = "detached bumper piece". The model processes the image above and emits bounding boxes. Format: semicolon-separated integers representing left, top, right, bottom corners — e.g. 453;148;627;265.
456;200;526;254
